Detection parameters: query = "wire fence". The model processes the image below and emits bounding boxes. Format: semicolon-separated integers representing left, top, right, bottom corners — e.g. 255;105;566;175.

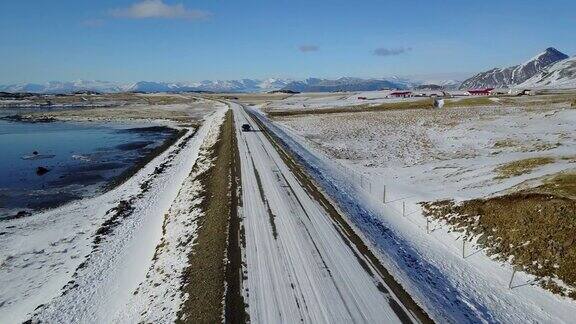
330;160;525;288
330;160;480;259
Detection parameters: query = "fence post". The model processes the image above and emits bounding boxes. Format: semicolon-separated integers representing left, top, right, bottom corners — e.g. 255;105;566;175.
508;269;517;289
462;239;466;258
382;185;386;203
402;201;405;216
426;219;430;234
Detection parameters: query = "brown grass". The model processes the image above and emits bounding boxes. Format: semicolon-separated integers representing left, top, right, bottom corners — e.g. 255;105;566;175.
443;93;576;108
421;191;576;298
203;93;293;105
492;138;518;149
532;172;576;199
521;94;576;107
267;99;434;117
139;95;196;105
443;97;497;108
494;157;555;178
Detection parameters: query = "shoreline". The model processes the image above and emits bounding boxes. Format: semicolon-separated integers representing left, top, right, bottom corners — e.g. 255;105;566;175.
0;113;193;220
0;101;226;323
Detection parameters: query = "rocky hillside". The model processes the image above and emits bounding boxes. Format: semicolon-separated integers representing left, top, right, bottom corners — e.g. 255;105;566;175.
518;56;576;89
460;48;568;89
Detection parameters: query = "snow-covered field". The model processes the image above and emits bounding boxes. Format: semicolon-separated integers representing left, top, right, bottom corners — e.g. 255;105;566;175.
0;102;226;323
261;90;473;113
262;91;437;112
261;102;576;322
274;105;576;199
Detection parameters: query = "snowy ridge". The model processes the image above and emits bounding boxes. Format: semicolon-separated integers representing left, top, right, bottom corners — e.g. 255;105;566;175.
518;56;576;89
459;48;568;89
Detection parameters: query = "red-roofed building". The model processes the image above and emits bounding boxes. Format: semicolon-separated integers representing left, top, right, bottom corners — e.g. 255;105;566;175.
389;91;412;98
467;88;494;96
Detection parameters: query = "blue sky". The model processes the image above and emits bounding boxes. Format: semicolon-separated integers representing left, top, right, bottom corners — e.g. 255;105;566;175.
1;0;575;84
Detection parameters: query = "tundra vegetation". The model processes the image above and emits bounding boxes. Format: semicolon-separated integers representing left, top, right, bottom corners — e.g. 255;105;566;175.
494;157;556;179
421;171;576;298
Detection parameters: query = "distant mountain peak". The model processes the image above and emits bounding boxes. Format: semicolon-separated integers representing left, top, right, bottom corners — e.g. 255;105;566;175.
460;48;568;89
523;47;567;65
545;47;563;54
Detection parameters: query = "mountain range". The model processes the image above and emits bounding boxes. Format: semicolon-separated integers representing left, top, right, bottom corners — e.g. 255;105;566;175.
0;77;461;94
459;48;569;89
0;79;292;94
3;48;575;94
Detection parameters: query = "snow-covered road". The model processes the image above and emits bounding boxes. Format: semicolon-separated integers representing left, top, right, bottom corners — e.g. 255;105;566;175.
232;102;420;323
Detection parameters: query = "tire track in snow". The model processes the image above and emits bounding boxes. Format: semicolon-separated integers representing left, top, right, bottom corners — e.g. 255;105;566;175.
233;102;423;323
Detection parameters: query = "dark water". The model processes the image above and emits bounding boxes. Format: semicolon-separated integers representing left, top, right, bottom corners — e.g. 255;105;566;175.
0;115;175;218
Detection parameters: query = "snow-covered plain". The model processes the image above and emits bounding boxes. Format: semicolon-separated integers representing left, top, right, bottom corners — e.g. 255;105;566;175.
262;91;427;112
0;102;226;323
260;101;576;323
262;90;472;114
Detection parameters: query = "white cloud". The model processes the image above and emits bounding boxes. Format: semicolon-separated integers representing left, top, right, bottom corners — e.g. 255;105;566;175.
110;0;211;20
373;47;412;56
81;19;105;28
299;45;319;53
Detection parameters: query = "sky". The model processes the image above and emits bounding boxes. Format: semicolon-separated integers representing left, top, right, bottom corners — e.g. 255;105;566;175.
1;0;575;84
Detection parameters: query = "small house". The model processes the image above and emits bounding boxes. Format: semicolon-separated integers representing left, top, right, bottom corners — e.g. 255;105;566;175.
390;91;412;98
467;88;494;96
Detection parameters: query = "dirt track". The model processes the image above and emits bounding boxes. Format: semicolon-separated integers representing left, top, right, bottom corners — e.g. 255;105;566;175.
178;110;246;322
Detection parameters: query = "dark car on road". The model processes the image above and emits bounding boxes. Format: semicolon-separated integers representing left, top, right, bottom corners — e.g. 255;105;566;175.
242;124;252;132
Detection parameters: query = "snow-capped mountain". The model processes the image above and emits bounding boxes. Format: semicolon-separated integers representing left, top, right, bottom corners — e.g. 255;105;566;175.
0;80;126;94
0;77;462;94
517;56;576;89
0;79;293;94
124;81;177;93
184;79;292;93
459;48;568;89
415;79;461;90
280;77;408;93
